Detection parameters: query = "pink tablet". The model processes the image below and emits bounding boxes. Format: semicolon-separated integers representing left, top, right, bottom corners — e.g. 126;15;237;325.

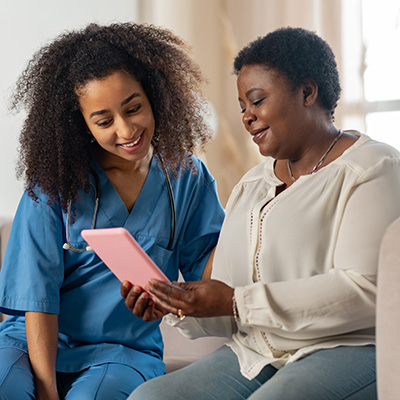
81;227;170;287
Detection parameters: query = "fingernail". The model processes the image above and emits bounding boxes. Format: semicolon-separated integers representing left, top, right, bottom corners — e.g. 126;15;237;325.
145;285;153;293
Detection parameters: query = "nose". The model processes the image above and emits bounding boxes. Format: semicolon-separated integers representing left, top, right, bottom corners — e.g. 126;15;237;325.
242;109;256;129
116;116;136;139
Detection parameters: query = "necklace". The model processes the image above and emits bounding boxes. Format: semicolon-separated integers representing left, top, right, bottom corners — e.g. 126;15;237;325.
287;129;343;182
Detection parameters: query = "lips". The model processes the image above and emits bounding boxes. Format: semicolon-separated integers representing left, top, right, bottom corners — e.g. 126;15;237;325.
250;127;269;143
119;133;142;148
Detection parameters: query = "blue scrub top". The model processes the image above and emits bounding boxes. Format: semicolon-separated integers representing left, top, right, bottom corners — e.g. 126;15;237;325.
0;155;224;379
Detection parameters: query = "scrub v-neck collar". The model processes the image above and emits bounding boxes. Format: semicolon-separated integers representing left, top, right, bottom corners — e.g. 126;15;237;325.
91;156;165;230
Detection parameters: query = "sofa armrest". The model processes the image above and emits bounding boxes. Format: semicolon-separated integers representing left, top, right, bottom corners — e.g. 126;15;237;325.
376;216;400;400
0;220;12;266
0;220;12;322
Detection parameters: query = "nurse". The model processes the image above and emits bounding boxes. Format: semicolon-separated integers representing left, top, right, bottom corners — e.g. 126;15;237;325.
0;23;224;400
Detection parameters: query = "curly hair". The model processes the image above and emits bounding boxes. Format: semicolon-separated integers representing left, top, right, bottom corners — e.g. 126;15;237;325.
11;22;211;211
233;27;341;119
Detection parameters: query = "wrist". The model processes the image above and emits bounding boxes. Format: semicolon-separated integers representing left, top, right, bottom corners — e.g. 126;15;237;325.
35;380;59;400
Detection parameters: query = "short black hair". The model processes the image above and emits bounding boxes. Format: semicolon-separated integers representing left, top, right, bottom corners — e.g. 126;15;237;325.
234;27;341;118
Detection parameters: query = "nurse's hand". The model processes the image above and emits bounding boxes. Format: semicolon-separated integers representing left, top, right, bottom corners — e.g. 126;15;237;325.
145;279;234;318
121;281;168;322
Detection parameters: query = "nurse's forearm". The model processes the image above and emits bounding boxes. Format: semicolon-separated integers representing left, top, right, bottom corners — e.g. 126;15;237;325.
25;311;59;400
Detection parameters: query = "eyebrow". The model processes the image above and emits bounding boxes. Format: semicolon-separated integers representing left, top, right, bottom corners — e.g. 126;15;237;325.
238;87;264;103
89;92;141;118
246;87;263;97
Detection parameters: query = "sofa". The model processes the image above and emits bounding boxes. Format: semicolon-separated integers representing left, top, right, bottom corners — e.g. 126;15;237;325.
2;216;400;394
376;216;400;400
0;219;11;323
0;219;227;372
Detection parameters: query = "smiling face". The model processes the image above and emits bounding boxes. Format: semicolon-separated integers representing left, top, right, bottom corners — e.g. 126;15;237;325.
237;64;309;159
78;70;155;168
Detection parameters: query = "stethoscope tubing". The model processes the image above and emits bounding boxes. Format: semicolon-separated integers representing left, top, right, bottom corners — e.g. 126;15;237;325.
159;155;176;250
63;157;176;252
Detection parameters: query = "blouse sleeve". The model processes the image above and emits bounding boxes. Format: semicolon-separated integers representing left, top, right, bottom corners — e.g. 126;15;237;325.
165;313;236;340
235;157;400;339
0;190;65;315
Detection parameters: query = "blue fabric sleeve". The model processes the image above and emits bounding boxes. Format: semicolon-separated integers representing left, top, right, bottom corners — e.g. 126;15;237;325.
0;190;64;315
178;160;225;281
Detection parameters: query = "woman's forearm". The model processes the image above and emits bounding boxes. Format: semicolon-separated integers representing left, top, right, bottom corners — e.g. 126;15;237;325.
25;311;59;400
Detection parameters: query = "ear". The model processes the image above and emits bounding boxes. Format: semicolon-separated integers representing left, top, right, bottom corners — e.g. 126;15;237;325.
302;79;319;107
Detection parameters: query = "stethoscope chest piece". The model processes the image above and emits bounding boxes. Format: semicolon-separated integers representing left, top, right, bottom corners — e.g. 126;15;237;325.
63;242;93;252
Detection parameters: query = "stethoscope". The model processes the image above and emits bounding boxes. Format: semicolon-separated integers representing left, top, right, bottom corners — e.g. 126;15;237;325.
62;155;176;252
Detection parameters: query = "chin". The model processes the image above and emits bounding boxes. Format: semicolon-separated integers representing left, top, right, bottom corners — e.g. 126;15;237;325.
258;146;273;158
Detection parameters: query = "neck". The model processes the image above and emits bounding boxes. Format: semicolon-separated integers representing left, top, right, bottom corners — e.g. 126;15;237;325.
287;128;342;182
96;147;154;174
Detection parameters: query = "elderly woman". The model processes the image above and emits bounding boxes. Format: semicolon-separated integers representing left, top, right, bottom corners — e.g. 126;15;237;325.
126;27;400;400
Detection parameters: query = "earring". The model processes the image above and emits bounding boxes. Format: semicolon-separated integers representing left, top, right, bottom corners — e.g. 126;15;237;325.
90;135;96;144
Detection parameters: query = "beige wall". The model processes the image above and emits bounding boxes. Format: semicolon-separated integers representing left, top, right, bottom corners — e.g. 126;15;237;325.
0;0;347;212
0;0;140;218
139;0;344;205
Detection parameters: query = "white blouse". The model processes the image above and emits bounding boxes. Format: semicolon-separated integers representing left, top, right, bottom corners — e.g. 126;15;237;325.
169;132;400;379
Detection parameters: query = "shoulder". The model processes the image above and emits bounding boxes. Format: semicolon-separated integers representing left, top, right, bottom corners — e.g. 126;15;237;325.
338;131;400;172
224;158;275;211
231;158;276;194
20;185;57;208
12;185;64;225
159;154;222;212
174;154;217;186
167;154;224;225
239;159;273;183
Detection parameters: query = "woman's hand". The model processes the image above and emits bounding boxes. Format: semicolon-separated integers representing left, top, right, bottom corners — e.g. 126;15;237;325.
121;281;168;322
145;279;234;318
35;382;60;400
